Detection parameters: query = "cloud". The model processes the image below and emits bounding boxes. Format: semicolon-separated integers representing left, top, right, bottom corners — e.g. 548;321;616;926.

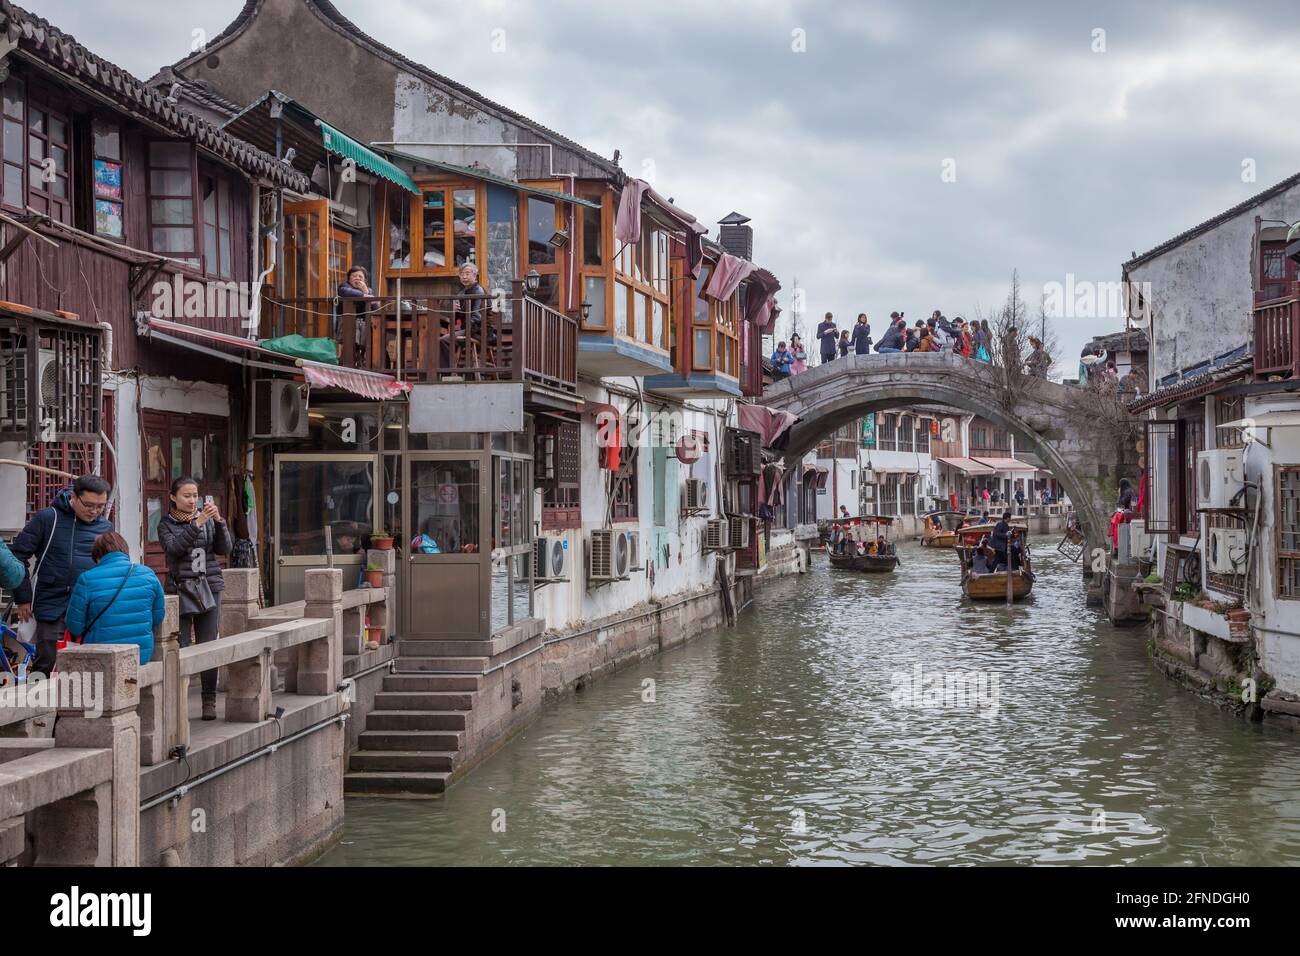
34;0;1300;370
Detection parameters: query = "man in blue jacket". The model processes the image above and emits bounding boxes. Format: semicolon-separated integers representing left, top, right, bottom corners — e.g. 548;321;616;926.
10;476;113;676
0;536;23;590
64;532;164;666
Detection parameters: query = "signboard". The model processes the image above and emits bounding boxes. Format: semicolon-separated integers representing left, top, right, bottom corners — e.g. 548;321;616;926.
861;414;876;447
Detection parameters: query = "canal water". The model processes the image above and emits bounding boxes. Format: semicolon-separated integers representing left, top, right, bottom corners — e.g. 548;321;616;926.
317;537;1300;866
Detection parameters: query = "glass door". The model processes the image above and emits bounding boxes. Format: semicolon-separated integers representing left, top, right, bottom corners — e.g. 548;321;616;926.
405;452;488;639
273;453;378;605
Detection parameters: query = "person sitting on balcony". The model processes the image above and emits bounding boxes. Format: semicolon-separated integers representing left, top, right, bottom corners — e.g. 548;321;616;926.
770;342;794;378
452;263;487;332
338;265;372;300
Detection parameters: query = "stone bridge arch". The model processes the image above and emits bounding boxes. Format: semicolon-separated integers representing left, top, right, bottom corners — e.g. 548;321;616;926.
761;352;1138;546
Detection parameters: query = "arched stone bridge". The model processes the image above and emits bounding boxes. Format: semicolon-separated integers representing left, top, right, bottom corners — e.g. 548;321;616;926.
761;352;1139;546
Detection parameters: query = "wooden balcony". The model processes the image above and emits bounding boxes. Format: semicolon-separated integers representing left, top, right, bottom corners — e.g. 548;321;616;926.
1254;282;1300;379
262;280;577;395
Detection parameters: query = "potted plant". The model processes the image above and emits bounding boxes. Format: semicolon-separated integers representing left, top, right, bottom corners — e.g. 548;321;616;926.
370;529;394;551
364;561;385;588
364;623;385;647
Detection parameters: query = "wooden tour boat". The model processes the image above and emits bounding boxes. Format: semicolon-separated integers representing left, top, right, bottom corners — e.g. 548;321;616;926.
921;511;967;548
955;526;1034;601
827;515;900;573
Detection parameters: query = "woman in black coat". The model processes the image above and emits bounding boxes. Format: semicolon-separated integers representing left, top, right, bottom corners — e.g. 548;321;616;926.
157;476;232;720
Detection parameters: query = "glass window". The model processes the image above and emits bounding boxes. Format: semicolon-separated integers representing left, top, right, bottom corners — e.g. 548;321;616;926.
387;189;411;269
453;188;476;266
634;290;647;342
410;459;479;554
614;281;629;336
583;276;606;328
407;432;482;451
582;204;602;266
170;437;183;479
694;270;710;324
528;195;556;265
279;458;376;557
147;497;162;543
694;328;711;366
145;432;166;483
422;190;446;268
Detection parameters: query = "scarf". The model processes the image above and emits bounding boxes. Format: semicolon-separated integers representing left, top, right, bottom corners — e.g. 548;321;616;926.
169;506;197;523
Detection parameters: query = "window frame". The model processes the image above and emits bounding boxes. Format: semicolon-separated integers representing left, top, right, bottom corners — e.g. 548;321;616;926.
1277;465;1300;600
146;139;201;266
1;76;26;213
200;165;235;278
26;95;72;224
90;118;125;241
380;177;486;281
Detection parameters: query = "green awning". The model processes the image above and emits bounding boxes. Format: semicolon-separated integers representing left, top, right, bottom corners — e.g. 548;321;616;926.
372;145;600;208
318;121;419;194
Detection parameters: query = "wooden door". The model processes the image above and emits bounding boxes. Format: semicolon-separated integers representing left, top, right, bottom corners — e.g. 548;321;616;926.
283;199;331;337
142;411;230;579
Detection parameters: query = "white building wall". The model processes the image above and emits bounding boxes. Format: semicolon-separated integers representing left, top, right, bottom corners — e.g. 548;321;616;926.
1128;183;1300;383
531;381;733;633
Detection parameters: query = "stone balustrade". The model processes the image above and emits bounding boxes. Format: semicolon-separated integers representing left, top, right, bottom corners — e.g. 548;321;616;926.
0;564;388;865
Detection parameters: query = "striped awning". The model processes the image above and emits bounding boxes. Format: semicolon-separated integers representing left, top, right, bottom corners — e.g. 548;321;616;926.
139;317;411;400
937;456;995;475
318;121;419;194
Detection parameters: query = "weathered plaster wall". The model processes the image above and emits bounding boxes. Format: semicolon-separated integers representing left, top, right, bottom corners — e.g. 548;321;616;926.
183;0;399;144
1128;183;1300;382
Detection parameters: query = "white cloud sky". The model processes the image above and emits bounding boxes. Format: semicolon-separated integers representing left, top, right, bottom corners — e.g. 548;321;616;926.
37;0;1300;369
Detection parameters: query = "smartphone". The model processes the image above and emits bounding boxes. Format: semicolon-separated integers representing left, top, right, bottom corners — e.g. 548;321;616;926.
204;496;214;507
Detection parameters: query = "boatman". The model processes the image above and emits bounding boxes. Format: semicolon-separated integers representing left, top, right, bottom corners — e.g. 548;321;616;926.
990;510;1020;572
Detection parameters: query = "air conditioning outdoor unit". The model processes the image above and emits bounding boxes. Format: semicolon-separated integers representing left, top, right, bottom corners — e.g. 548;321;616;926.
1126;519;1152;561
252;378;309;439
623;530;643;571
703;518;730;551
1197;449;1245;510
727;516;750;551
1207;527;1247;574
588;528;630;584
533;535;569;583
682;478;708;515
0;347;51;433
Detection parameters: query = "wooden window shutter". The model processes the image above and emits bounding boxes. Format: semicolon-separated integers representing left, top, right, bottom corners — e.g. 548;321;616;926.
1143;419;1178;535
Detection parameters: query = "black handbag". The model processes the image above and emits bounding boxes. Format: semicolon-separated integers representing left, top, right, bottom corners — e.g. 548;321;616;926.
175;576;216;616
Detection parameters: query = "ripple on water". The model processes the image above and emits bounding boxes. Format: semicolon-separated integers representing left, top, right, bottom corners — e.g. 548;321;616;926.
317;538;1300;866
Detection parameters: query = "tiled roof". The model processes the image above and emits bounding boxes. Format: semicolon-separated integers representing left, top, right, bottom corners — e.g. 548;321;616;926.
0;1;309;191
163;0;622;180
1124;171;1300;269
1087;329;1148;354
1128;354;1253;413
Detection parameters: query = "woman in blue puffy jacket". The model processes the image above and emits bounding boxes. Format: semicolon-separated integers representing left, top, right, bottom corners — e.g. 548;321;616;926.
64;532;164;665
0;536;23;590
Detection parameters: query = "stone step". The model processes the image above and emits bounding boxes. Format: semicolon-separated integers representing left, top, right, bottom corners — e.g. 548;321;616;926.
357;729;463;752
345;770;451;796
397;656;485;674
366;709;468;732
375;690;475;711
382;674;481;693
400;639;498;657
348;749;457;773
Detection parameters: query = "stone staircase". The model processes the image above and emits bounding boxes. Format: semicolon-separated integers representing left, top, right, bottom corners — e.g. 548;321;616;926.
344;626;542;796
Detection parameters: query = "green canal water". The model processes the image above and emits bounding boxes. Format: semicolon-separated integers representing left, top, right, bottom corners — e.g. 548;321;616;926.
316;537;1300;866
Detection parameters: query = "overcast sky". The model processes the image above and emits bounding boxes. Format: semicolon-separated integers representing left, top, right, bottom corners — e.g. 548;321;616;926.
39;0;1300;371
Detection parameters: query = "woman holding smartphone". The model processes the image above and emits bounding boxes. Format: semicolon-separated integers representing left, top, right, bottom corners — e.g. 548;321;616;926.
158;476;231;721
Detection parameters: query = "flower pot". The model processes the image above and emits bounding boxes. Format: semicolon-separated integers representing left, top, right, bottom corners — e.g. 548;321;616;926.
365;626;385;646
364;569;385;588
370;535;394;551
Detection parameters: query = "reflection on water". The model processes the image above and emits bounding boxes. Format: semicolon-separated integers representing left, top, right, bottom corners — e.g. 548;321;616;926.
317;538;1300;866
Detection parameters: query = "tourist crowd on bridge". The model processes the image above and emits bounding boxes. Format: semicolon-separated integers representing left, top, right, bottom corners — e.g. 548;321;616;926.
770;311;1052;381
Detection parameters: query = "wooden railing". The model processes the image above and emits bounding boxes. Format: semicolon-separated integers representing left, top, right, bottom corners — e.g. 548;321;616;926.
261;279;577;393
1254;285;1300;378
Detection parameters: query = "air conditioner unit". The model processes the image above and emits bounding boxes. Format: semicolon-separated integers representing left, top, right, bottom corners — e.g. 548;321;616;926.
252;379;309;439
1207;527;1247;574
1126;519;1152;561
703;518;730;551
0;345;41;431
861;484;875;500
1197;448;1245;510
682;478;708;514
533;535;569;583
727;516;750;551
588;528;630;584
623;530;643;571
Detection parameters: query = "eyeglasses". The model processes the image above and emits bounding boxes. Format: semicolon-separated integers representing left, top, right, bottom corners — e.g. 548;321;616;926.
75;497;107;514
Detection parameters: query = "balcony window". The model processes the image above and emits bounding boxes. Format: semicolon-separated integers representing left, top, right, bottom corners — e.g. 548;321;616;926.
1;78;23;210
380;179;484;279
1279;468;1300;598
92;121;123;240
27;99;71;224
